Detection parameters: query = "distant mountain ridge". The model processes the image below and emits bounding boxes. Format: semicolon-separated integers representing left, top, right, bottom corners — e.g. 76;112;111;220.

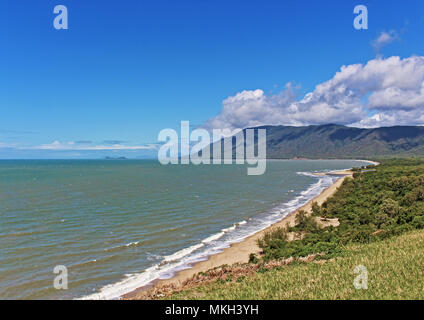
212;124;424;159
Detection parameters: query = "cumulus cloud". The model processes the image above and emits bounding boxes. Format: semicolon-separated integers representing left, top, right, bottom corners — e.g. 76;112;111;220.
204;56;424;130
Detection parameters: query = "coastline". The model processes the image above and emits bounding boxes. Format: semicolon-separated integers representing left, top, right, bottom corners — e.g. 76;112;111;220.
124;168;355;300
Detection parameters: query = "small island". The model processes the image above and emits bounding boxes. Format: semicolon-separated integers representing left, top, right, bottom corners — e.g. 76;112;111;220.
104;156;128;160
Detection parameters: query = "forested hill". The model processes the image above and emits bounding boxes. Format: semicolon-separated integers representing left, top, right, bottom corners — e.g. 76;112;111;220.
242;124;424;159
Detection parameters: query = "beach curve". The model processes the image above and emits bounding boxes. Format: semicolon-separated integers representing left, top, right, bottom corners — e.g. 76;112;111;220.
124;167;361;299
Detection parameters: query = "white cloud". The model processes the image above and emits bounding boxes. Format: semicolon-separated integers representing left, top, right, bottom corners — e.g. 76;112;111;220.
0;142;17;148
29;141;159;151
372;31;399;53
204;56;424;130
367;85;424;110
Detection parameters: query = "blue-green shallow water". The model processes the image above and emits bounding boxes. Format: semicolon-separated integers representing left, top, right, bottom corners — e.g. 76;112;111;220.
0;159;372;299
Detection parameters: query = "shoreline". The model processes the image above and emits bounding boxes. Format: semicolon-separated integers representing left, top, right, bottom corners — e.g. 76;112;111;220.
124;168;356;300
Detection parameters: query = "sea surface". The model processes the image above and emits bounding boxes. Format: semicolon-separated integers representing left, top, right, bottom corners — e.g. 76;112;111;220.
0;159;372;299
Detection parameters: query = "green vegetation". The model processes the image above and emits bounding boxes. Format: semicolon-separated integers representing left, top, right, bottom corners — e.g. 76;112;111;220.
169;229;424;299
258;159;424;262
168;159;424;300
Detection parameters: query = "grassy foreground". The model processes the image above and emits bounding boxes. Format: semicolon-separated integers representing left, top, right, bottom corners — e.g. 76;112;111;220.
169;229;424;300
166;159;424;300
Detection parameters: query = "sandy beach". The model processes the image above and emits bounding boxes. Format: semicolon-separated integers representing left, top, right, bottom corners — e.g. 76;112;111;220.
125;169;354;299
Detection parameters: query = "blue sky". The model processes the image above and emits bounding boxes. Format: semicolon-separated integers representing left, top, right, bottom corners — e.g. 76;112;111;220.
1;0;424;158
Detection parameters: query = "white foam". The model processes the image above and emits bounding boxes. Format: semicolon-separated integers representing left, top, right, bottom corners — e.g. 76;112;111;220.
79;264;163;300
202;232;225;244
125;241;140;247
104;240;141;252
297;171;317;178
222;225;236;232
163;243;204;263
80;242;206;300
221;220;247;232
79;171;343;300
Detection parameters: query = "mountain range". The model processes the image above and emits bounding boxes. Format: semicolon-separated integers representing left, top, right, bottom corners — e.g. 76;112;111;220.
211;124;424;159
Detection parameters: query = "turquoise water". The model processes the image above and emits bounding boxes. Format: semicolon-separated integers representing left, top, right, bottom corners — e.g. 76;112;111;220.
0;159;371;299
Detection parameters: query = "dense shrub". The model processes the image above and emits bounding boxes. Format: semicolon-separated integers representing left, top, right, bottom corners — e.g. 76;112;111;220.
291;209;319;232
412;215;424;229
258;159;424;262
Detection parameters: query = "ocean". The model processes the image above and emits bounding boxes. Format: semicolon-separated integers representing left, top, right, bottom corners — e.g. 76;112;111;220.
0;159;371;299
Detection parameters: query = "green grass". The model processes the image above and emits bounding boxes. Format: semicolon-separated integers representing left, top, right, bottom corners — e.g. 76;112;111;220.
168;224;424;300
